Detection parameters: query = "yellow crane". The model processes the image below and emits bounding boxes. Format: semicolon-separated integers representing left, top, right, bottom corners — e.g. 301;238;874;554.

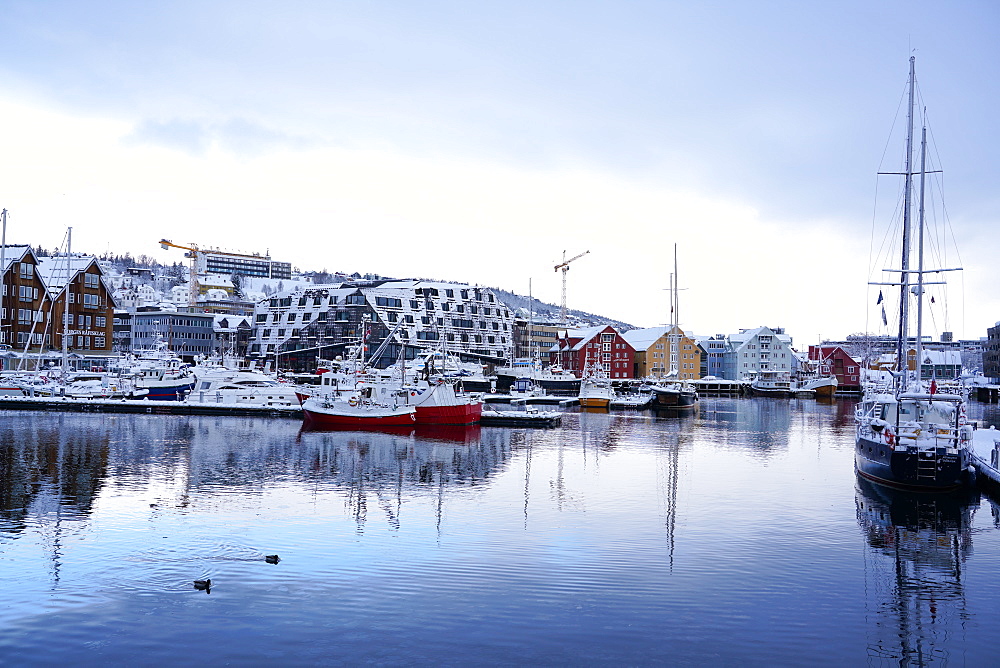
159;239;202;307
553;250;590;325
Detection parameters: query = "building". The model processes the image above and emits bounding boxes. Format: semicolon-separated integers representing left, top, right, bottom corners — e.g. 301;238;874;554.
198;249;291;280
131;311;215;360
0;245;49;350
512;319;562;360
35;254;117;355
809;345;862;393
112;310;133;353
250;280;515;371
213;314;253;359
697;335;728;378
549;325;635;379
623;326;701;380
721;326;794;381
984;323;1000;382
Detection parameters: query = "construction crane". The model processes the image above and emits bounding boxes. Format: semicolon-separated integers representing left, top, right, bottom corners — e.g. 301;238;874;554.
159;239;202;307
553;250;590;325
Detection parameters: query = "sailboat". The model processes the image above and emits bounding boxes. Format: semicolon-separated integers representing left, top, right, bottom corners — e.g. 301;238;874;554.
854;57;975;491
649;244;698;411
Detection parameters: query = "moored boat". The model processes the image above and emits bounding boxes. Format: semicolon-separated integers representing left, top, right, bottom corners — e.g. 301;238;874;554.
301;389;416;429
853;56;974;492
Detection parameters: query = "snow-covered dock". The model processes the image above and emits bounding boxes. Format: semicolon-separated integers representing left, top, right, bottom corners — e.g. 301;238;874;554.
0;395;302;418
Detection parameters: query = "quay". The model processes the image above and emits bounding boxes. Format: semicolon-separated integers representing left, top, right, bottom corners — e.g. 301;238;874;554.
0;396;303;418
480;409;562;427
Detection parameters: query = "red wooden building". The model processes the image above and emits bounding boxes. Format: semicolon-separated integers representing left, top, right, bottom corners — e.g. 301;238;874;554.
809;345;862;394
550;325;636;379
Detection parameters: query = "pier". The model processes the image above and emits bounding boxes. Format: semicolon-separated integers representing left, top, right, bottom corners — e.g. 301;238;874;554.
0;396;303;418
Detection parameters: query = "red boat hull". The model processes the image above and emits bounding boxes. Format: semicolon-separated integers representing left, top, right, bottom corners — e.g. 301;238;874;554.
302;408;416;428
414;401;483;425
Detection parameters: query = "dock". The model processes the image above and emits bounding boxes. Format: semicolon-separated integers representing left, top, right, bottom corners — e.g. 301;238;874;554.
483;394;576;406
480;409;562;427
0;396;303;418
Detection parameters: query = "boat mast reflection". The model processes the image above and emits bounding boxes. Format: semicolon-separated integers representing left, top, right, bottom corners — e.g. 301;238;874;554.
856;476;980;666
299;426;513;532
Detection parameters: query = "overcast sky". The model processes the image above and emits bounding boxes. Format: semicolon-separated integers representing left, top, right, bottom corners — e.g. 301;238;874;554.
0;1;997;344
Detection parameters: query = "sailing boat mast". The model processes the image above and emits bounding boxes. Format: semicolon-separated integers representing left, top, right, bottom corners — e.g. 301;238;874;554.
670;243;679;377
915;123;928;387
62;227;72;378
896;55;916;391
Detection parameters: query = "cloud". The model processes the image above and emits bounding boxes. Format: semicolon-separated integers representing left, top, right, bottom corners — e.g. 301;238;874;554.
123;117;316;156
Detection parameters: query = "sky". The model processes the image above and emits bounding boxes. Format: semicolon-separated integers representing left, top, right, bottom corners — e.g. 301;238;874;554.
0;1;997;344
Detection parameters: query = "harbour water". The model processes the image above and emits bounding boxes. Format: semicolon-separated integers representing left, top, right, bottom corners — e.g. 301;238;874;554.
3;398;1000;666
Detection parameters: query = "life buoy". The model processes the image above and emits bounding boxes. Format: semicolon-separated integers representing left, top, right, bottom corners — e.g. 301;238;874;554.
886;431;895;446
348;397;358;407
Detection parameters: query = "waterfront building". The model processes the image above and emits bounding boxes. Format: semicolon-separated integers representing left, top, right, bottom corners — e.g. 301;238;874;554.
623;326;701;380
35;254;117;355
213;314;253;358
808;345;862;393
984;323;1000;382
696;335;728;378
512;319;562;361
721;326;794;381
131;310;214;359
549;325;635;379
249;280;515;371
112;310;132;353
0;245;49;351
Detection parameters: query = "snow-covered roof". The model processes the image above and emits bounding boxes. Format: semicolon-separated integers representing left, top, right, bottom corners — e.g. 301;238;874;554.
921;349;962;366
35;255;101;291
214;314;251;331
621;326;670;351
0;245;32;272
728;326;793;349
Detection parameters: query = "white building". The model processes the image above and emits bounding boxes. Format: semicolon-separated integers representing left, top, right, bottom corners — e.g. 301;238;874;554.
249;280;515;365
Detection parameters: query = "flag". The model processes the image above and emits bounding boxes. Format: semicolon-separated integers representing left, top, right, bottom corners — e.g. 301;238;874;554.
930;296;935;303
881;306;887;326
876;290;883;305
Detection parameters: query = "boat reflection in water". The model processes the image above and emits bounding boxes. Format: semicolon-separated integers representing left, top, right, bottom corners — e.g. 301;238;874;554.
296;424;511;531
855;476;980;665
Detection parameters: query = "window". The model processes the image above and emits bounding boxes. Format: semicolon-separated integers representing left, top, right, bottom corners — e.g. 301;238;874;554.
445;289;454;298
19;263;33;279
95;336;106;348
288;313;297;322
256;314;267;323
602;334;613;342
84;273;100;289
405;315;414;323
602;343;611;351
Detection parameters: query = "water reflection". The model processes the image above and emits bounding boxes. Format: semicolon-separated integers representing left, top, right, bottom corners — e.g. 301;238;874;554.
855;477;980;666
0;415;110;535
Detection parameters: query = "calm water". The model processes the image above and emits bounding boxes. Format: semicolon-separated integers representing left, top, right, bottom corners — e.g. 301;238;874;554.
3;398;1000;666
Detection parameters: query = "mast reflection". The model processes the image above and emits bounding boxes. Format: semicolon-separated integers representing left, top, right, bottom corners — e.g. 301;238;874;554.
856;476;980;666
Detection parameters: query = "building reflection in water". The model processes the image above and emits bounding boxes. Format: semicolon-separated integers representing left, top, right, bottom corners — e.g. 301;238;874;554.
855;477;980;667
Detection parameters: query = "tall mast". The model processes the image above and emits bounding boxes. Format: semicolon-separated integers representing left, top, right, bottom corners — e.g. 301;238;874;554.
896;55;916;390
671;243;679;376
62;227;72;377
0;209;6;351
915;122;928;387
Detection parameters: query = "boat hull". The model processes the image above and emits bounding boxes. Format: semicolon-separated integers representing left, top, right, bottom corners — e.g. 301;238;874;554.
650;387;698;410
578;397;611;408
414;401;483;425
302;398;416;428
141;381;196;401
855;434;971;492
